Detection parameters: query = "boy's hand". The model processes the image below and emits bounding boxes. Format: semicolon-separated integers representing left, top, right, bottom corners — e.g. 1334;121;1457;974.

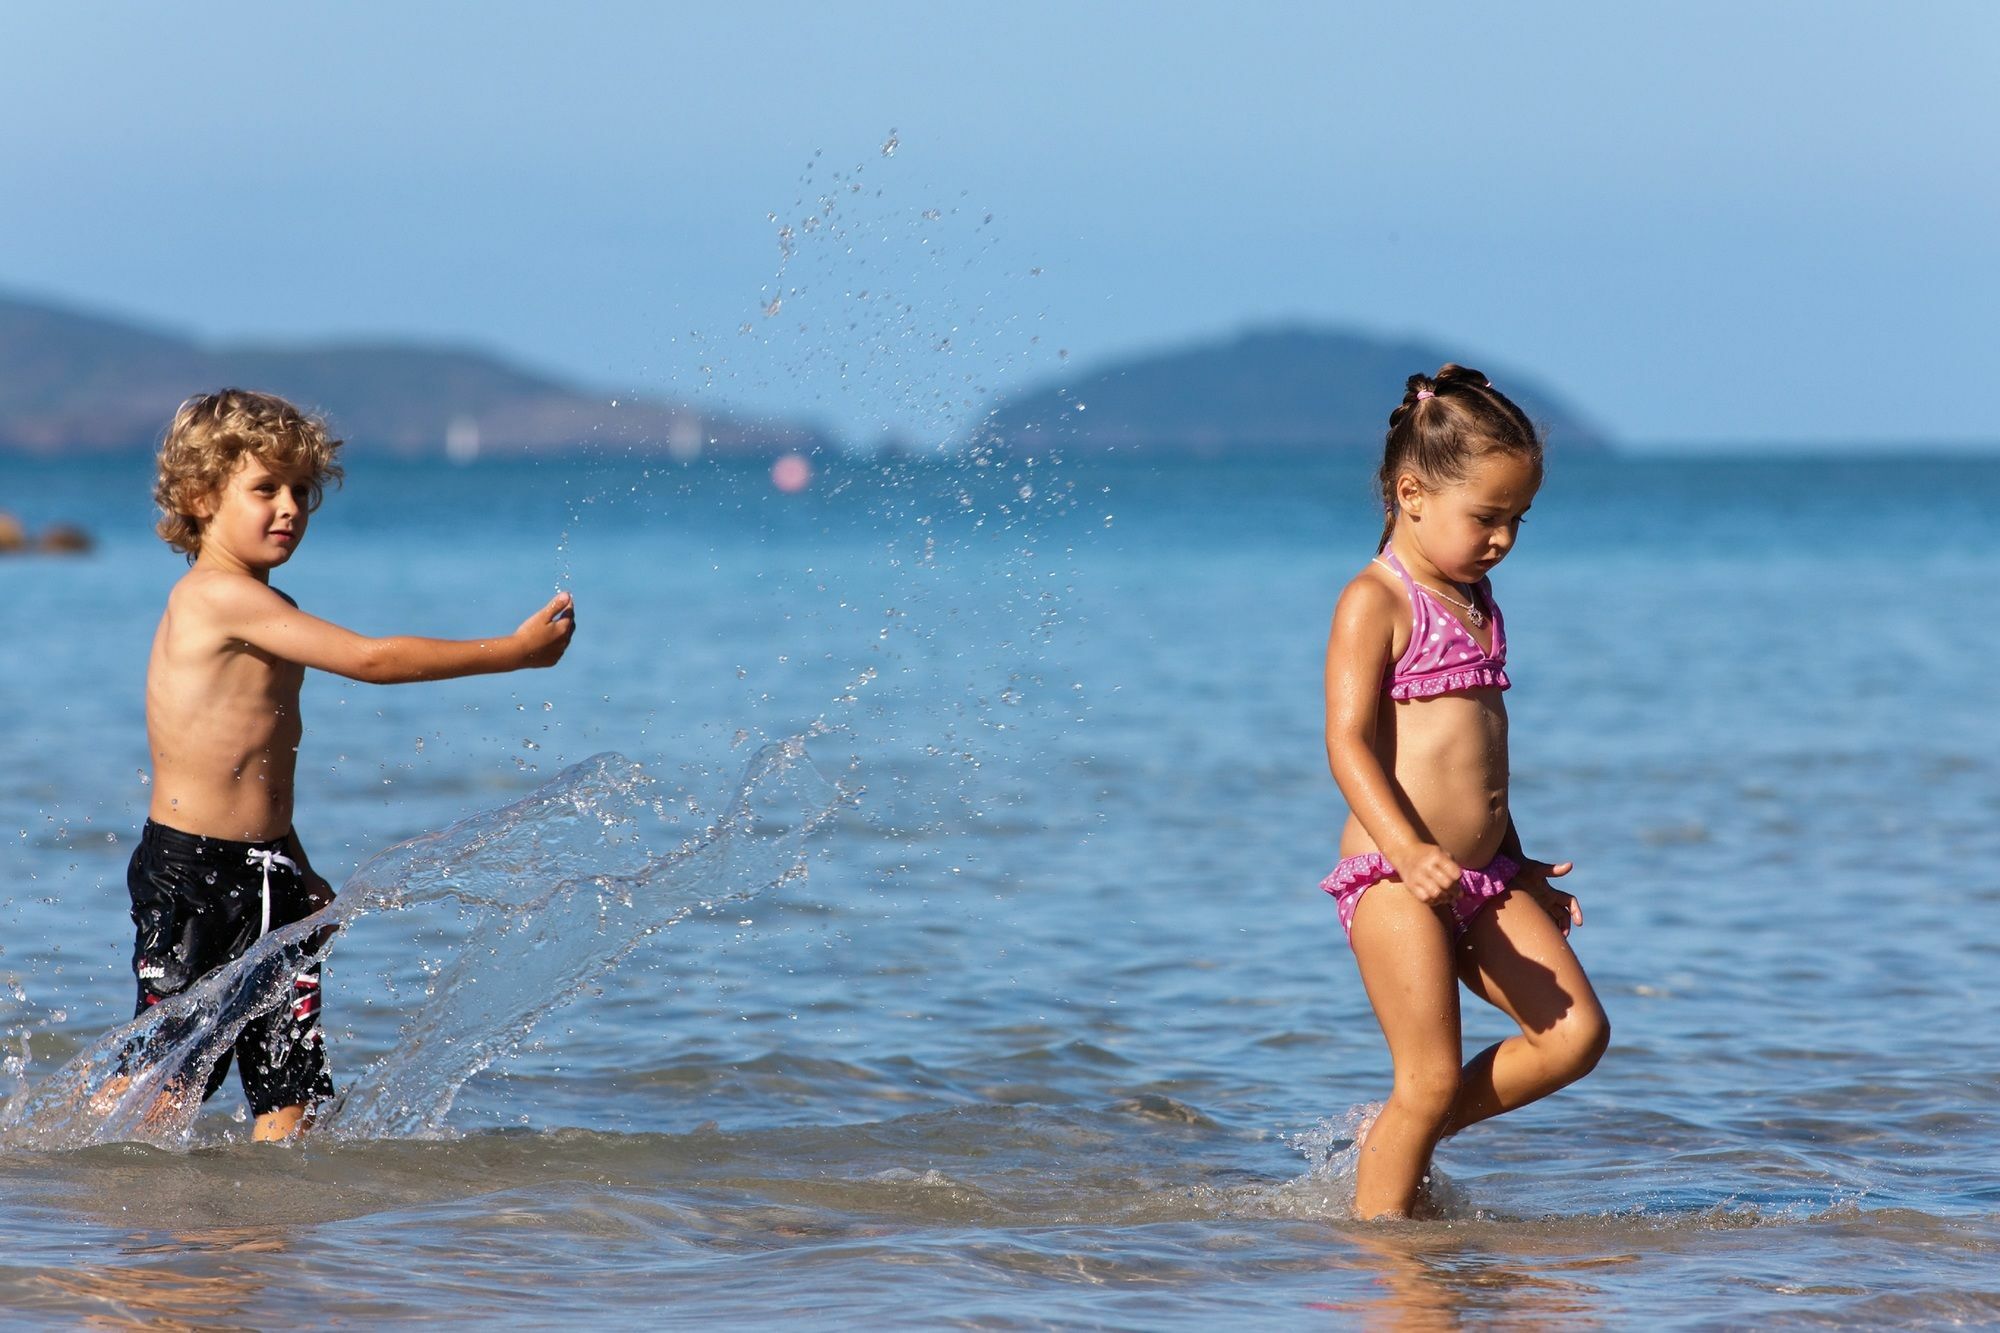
514;592;576;668
1395;844;1464;906
1513;858;1581;934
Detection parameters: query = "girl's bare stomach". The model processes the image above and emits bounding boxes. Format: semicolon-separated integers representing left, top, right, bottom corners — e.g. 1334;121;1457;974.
1339;690;1511;868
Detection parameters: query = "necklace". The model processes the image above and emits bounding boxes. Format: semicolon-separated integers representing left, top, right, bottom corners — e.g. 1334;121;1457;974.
1422;579;1486;628
1374;558;1486;627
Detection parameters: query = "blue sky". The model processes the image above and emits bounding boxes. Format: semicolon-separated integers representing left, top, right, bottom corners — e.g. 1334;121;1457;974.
2;2;1994;447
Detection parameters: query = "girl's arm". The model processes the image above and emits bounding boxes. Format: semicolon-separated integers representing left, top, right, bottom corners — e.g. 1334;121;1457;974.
1323;577;1464;904
1501;815;1582;932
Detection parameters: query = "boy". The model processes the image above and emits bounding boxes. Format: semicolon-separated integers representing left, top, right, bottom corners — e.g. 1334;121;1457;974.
132;388;575;1140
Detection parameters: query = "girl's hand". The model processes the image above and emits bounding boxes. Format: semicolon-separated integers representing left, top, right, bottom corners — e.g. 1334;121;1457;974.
1396;844;1464;906
1514;858;1581;935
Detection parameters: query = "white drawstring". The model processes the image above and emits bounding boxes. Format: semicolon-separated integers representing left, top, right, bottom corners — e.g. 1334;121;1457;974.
244;848;299;937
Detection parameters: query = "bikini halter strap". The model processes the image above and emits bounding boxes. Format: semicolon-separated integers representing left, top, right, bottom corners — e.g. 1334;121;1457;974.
1372;549;1416;587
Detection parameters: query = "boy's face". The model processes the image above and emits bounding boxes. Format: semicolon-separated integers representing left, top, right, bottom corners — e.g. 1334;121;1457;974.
194;454;310;573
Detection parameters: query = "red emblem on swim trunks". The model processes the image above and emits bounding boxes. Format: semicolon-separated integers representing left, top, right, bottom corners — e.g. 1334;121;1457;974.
291;973;320;1020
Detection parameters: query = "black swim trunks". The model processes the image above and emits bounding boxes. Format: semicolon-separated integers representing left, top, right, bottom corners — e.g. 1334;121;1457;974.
126;819;335;1117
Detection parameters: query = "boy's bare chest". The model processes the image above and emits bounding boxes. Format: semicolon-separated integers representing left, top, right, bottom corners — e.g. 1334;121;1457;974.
151;623;304;722
208;647;305;717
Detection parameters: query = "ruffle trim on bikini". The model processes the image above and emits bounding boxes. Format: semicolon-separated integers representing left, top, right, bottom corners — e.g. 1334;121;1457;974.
1319;851;1521;900
1320;852;1395;897
1388;665;1511;700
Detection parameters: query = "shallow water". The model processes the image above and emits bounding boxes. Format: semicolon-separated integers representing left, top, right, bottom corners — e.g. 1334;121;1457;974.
3;450;1998;1326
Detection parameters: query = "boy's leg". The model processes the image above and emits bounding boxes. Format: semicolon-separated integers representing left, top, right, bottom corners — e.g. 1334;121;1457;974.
238;851;336;1141
235;950;333;1139
1347;883;1465;1220
1444;889;1610;1137
253;1103;312;1141
124;826;235;1112
123;979;236;1121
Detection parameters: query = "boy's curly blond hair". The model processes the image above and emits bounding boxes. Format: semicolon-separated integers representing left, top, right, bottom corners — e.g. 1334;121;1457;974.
154;389;344;557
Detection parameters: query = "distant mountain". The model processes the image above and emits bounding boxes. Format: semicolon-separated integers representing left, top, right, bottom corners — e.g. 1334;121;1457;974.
981;326;1611;454
0;295;1613;463
0;292;827;459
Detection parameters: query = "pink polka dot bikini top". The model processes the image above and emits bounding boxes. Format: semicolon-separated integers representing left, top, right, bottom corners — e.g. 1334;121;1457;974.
1373;548;1511;701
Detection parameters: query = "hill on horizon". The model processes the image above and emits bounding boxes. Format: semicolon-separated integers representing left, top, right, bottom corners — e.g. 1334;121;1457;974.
981;326;1611;454
0;292;828;460
1;291;1611;464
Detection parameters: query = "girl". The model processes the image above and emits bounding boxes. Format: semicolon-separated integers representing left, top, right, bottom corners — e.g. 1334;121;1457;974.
1322;365;1608;1219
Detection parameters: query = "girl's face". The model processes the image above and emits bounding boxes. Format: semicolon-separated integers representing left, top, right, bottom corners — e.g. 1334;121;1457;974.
1401;451;1541;584
194;454;311;576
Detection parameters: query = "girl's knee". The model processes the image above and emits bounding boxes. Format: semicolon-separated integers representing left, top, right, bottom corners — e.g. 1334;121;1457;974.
1584;1007;1611;1068
1391;1062;1462;1128
1553;1004;1610;1078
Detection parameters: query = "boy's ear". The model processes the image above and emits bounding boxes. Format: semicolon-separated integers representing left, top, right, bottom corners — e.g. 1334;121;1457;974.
188;487;218;521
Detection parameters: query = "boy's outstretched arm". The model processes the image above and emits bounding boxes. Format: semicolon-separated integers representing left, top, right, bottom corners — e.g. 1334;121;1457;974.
204;583;576;683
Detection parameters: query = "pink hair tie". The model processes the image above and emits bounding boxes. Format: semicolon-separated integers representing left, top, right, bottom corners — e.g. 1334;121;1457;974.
1415;389;1434;401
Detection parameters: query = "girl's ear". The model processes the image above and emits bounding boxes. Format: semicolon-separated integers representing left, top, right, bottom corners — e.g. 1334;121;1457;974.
1394;471;1427;517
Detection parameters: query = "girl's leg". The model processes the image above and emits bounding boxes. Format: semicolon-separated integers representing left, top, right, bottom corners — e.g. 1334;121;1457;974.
1443;889;1610;1137
1348;884;1463;1219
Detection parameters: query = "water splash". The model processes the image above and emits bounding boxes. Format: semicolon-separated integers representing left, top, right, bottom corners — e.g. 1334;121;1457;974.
1239;1103;1473;1222
730;131;1061;453
1241;1101;1377;1220
0;916;333;1151
330;740;840;1138
0;741;842;1151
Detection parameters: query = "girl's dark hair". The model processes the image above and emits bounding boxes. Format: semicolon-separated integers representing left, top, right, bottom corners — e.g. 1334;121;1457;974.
1375;364;1541;550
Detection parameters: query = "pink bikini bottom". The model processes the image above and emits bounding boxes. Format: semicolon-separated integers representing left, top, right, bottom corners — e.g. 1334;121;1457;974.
1321;852;1519;943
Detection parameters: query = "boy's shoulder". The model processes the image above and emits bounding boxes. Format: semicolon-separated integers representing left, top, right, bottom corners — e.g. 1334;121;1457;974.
165;568;297;627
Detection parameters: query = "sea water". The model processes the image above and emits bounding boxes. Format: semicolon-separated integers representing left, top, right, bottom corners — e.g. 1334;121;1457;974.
2;450;1997;1326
